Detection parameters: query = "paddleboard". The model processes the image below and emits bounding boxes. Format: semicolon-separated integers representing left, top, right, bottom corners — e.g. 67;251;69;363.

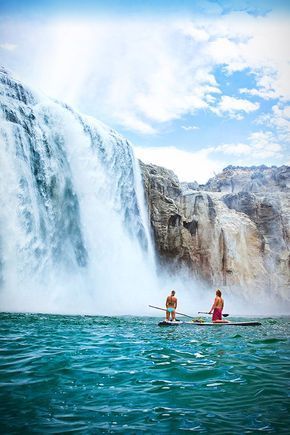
158;320;261;326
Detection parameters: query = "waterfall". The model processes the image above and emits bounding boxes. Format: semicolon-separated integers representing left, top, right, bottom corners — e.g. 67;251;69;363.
0;67;158;315
2;67;286;316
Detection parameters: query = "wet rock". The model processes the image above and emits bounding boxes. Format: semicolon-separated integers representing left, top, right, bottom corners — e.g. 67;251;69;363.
140;162;290;295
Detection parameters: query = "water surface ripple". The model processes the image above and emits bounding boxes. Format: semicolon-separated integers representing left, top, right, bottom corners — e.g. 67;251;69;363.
0;314;289;433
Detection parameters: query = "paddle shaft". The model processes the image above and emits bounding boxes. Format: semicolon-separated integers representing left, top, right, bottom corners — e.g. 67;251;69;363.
198;311;229;317
148;305;193;319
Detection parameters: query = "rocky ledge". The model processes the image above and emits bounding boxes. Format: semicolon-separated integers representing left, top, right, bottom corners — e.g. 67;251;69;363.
141;162;290;297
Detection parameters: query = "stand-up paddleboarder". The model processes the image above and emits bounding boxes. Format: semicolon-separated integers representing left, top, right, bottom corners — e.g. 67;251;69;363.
166;290;177;321
209;289;228;323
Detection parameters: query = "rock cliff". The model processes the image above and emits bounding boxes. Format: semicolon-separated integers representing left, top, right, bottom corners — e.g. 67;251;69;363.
141;163;290;299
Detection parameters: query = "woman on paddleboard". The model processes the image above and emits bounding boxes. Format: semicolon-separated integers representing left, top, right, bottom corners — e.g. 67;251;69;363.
209;289;228;323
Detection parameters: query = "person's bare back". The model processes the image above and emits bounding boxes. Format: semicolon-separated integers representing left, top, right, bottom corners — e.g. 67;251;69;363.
166;295;177;307
166;290;177;321
214;296;224;310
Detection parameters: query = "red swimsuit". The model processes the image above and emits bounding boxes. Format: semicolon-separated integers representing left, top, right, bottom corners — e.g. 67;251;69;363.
212;307;222;321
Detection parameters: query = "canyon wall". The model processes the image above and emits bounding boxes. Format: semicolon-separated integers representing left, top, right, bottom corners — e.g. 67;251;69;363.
141;163;290;299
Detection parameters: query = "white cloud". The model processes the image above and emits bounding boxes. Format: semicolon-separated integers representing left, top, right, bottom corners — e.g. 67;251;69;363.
134;146;224;183
117;113;156;134
215;143;252;155
0;11;290;136
212;95;259;119
0;42;17;51
215;130;282;159
257;103;290;144
239;86;277;100
181;125;199;131
178;23;209;42
0;19;218;133
202;12;290;100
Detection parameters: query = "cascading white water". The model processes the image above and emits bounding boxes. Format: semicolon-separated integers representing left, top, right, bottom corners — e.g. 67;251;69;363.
0;67;161;315
2;68;287;317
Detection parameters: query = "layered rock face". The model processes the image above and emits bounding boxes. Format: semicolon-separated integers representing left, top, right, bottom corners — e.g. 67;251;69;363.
141;163;290;299
202;165;290;193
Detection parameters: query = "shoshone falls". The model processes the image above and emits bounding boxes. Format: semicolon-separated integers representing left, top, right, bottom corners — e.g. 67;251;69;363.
0;67;289;316
0;66;162;315
0;67;290;434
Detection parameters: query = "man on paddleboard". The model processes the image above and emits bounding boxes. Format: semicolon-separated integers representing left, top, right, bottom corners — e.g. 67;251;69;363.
166;290;177;321
209;289;228;323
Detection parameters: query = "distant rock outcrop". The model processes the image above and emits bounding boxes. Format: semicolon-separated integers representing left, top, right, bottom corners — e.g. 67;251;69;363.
141;163;290;298
202;165;290;193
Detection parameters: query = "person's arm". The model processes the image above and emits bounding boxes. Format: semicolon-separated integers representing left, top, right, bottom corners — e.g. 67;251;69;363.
209;297;218;314
166;296;169;308
174;298;177;309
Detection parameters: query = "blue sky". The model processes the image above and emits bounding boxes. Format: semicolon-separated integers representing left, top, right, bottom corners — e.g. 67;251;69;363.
1;0;290;15
0;0;290;182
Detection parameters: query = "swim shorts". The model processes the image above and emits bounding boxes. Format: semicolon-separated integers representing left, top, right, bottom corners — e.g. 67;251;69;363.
212;308;222;321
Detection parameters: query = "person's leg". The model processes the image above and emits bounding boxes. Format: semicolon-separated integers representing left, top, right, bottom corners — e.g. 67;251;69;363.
166;310;170;321
213;319;229;323
172;310;176;321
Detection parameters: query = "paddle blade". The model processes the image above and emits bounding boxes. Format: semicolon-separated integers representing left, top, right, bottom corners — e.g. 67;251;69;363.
198;311;230;317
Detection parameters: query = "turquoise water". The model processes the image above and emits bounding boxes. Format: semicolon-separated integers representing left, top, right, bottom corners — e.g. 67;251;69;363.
0;313;289;433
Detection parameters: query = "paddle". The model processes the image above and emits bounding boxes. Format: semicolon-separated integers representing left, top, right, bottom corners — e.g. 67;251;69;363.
148;305;194;319
198;311;229;317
